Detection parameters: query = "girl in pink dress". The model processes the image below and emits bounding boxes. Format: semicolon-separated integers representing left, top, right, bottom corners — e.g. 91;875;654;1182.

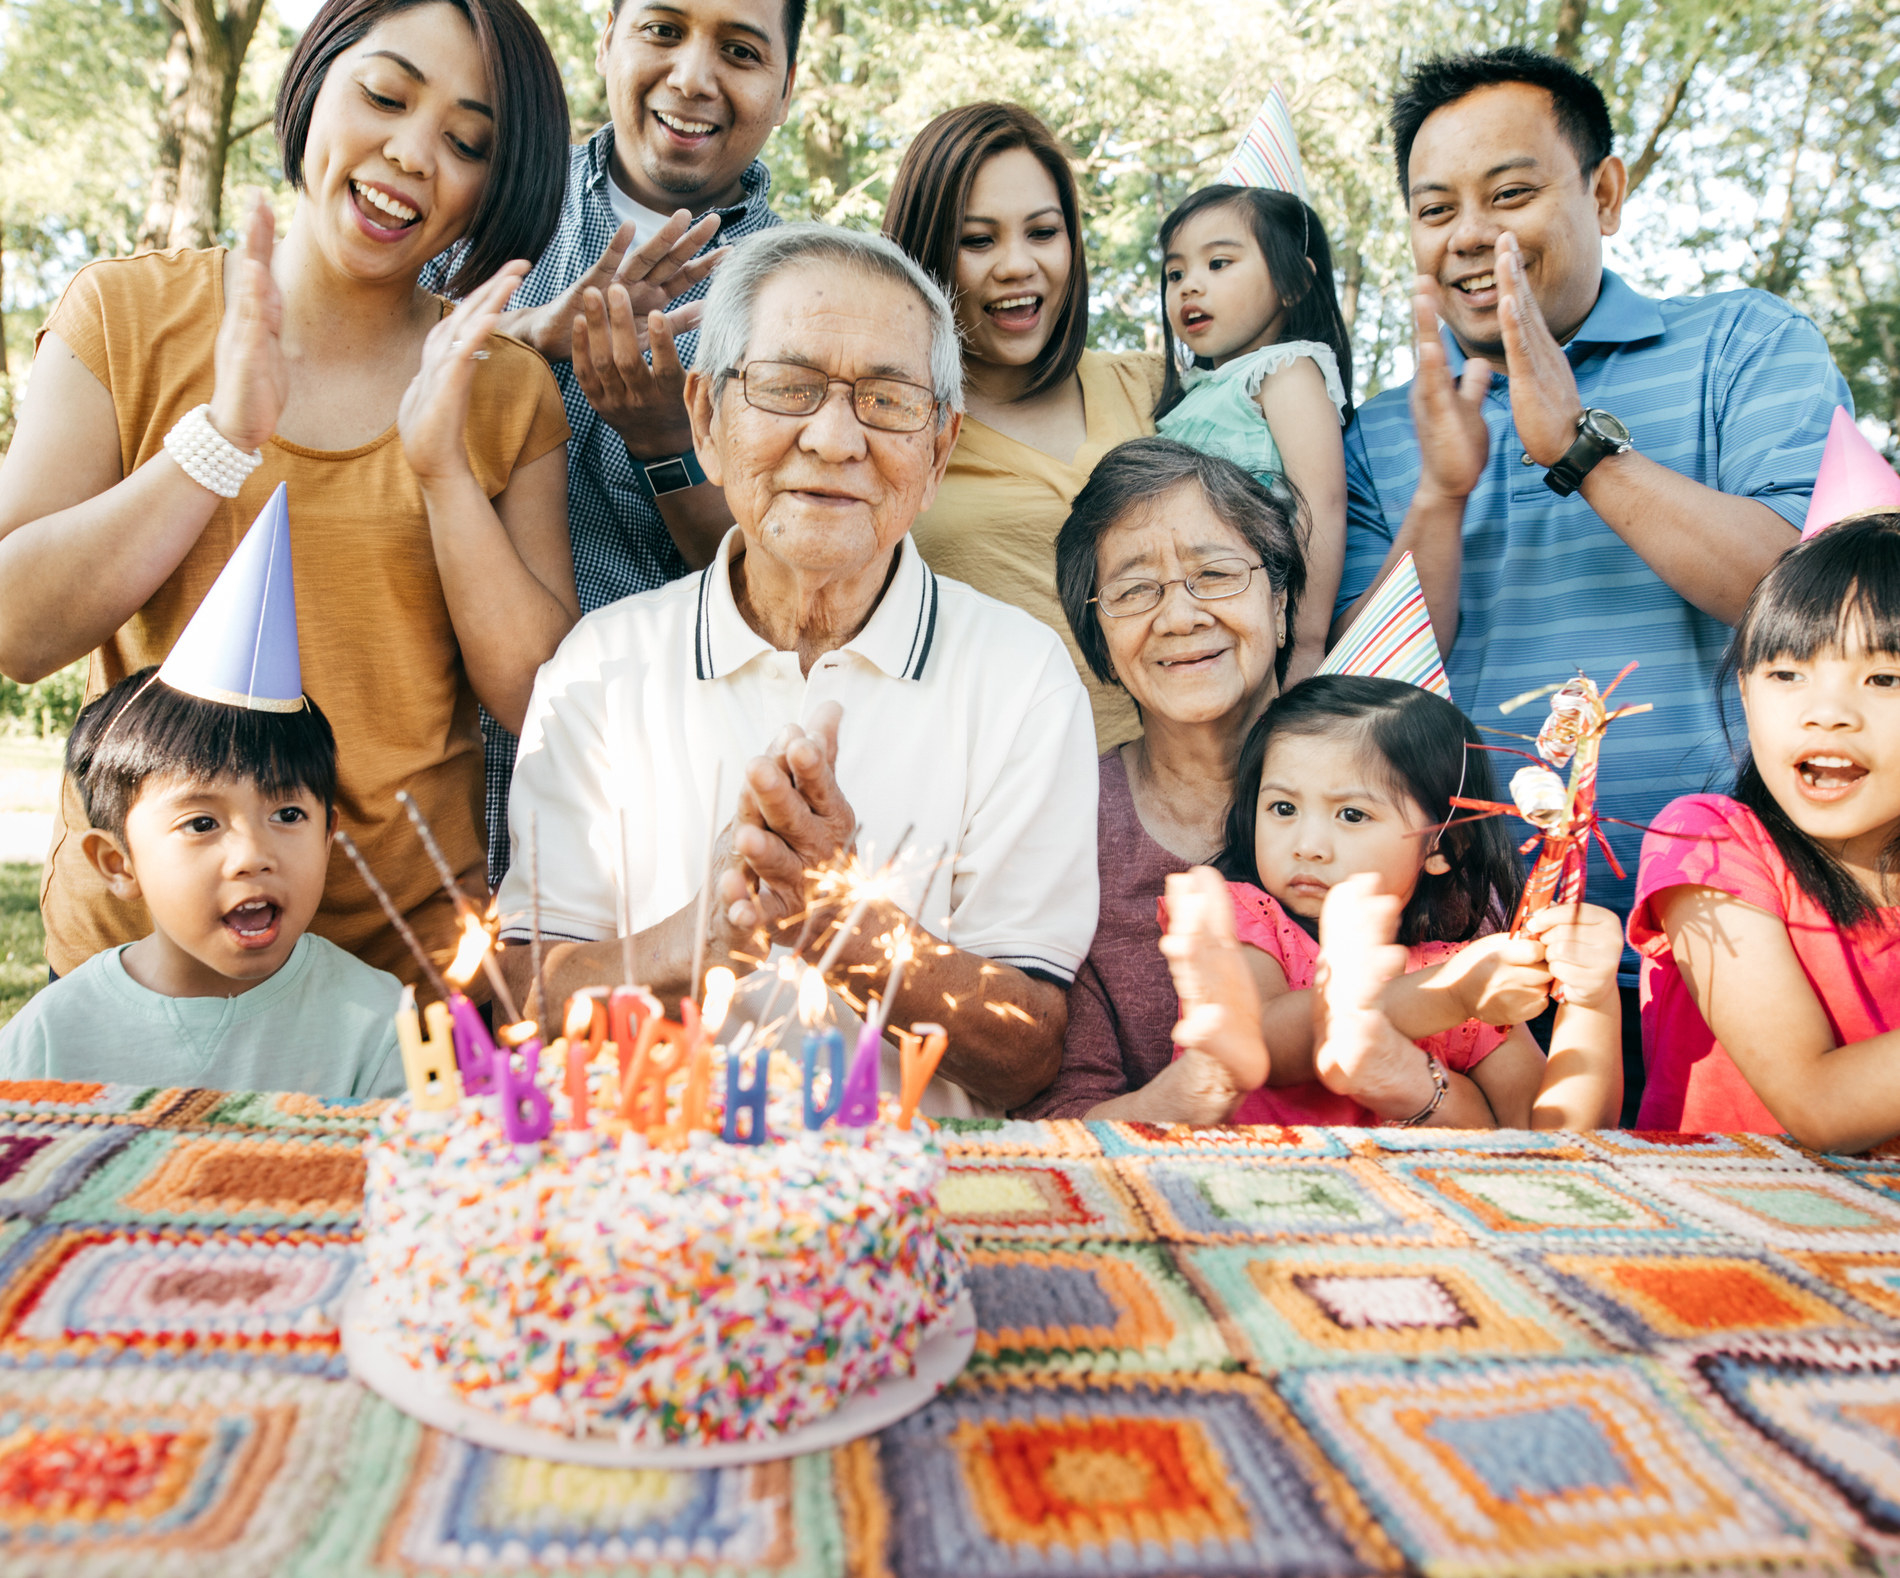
1156;675;1626;1128
1630;515;1900;1148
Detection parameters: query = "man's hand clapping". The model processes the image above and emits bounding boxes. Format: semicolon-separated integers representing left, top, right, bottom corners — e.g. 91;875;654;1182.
509;209;725;370
1495;231;1587;468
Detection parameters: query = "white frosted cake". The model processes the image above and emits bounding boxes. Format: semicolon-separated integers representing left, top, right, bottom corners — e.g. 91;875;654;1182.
359;1043;966;1446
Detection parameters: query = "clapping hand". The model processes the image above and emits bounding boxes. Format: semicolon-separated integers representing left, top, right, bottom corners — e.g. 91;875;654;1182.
1160;867;1268;1093
517;209;725;366
573;292;698;461
716;702;858;936
1495;231;1585;467
1408;276;1493;507
398;260;529;484
209;195;289;453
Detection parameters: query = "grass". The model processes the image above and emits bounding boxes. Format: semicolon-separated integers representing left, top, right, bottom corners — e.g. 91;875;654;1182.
0;862;46;1030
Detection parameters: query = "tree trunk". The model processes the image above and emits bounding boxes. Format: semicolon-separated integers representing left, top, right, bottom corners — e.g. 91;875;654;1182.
168;0;265;250
1552;0;1588;62
1340;246;1363;331
798;0;850;217
139;25;192;252
1625;51;1702;193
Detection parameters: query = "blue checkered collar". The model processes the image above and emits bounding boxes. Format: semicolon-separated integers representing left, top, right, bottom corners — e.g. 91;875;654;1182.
694;527;940;683
1442;268;1667;373
577;123;774;225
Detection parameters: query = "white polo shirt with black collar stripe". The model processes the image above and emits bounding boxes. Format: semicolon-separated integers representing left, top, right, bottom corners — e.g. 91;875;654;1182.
496;527;1100;989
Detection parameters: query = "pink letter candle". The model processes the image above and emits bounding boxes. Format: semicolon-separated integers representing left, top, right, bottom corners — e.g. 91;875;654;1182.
836;1024;882;1128
496;1033;553;1144
448;994;498;1096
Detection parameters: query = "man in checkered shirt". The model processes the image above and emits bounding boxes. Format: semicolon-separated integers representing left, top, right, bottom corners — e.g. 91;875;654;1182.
426;0;799;886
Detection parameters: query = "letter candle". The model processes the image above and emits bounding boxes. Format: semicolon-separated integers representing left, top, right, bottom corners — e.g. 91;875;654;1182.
896;1023;949;1129
448;991;498;1095
722;1034;769;1145
562;995;598;1130
496;1021;553;1144
682;967;736;1135
796;966;844;1129
395;985;460;1110
609;987;655;1087
836;925;914;1129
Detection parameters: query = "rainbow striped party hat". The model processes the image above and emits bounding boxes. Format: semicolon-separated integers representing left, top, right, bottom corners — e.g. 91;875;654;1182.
1218;83;1309;201
1316;551;1452;700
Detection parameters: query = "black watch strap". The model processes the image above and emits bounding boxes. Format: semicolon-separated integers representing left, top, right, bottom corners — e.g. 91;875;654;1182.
1544;417;1627;497
643;450;707;496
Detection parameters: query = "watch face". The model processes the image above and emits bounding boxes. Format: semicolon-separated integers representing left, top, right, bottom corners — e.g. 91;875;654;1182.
1583;409;1630;446
646;458;691;494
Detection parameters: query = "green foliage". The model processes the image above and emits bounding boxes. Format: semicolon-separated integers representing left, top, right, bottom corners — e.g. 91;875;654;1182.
0;659;86;738
0;862;48;1030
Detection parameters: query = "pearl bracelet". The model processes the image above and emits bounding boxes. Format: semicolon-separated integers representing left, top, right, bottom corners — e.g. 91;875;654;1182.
164;403;263;499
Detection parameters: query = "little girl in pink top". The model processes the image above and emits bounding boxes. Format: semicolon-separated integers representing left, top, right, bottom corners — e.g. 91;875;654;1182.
1630;515;1900;1149
1156;675;1626;1128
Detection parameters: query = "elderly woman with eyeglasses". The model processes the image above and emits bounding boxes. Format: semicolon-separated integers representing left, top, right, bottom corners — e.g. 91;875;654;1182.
497;224;1099;1115
1016;437;1306;1119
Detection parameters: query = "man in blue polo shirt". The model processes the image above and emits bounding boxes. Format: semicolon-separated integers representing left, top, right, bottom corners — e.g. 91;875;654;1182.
1337;46;1849;1106
427;0;799;883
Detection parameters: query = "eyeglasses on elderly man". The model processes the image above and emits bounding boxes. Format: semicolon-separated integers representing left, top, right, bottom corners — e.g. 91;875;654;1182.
723;361;941;433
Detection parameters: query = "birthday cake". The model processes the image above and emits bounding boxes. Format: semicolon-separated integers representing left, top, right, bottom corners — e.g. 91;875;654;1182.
357;993;966;1447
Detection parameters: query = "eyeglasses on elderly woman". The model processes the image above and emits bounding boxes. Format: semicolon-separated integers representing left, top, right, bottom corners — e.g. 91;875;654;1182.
725;361;941;433
1089;559;1267;618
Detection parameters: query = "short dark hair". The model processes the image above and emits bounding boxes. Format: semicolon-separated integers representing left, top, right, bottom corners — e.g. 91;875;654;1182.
1156;185;1354;423
275;0;568;294
1719;513;1900;930
1390;46;1614;197
1217;675;1522;946
68;669;339;844
1055;436;1307;691
609;0;808;73
883;102;1088;403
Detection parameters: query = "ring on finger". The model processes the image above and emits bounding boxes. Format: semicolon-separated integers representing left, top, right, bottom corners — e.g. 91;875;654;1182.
448;337;491;361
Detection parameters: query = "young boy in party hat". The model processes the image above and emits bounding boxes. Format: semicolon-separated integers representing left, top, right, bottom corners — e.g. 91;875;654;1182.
0;486;403;1096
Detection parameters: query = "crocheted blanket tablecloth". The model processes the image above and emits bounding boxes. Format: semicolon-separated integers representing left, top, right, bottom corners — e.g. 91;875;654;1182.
7;1081;1900;1576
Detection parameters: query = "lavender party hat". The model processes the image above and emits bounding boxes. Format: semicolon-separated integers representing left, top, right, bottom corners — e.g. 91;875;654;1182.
158;482;305;711
1803;407;1900;540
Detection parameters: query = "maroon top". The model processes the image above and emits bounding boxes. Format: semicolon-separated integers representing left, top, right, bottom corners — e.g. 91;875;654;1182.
1016;749;1193;1118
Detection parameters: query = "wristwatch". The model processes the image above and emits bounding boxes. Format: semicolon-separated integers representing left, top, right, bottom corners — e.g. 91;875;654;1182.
1543;409;1633;496
642;449;707;496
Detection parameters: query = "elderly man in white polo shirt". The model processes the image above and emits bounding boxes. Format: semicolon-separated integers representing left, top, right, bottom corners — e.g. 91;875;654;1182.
496;224;1098;1111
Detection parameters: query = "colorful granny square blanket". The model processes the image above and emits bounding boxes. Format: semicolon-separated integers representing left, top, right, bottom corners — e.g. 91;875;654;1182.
8;1078;1900;1574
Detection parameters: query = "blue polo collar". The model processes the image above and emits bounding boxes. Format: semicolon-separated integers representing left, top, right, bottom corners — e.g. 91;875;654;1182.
1442;269;1666;372
579;124;772;221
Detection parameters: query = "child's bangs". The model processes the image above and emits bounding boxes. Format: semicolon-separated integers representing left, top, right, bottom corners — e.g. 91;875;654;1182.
1732;515;1900;674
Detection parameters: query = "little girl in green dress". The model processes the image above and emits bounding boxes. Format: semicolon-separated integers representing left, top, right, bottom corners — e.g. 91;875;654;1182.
1156;186;1353;684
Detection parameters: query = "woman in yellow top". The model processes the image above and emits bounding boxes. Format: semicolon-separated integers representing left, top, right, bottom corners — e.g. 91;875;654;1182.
885;102;1163;750
0;0;688;993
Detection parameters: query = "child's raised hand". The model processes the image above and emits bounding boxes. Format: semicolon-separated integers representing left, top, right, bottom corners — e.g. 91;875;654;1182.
1523;903;1622;1010
1160;867;1268;1093
1430;931;1552;1026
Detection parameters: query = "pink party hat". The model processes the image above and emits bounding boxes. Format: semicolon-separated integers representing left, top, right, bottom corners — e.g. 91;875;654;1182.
1804;407;1900;539
1218;83;1309;201
158;482;305;711
1317;551;1452;700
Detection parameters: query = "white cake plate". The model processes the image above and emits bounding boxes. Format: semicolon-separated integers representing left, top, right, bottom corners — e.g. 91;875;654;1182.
339;1275;976;1468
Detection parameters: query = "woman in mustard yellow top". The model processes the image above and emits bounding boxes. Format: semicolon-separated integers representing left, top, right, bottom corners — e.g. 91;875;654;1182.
0;0;614;993
885;103;1163;751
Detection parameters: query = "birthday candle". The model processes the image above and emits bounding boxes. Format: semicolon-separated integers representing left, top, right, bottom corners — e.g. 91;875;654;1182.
836;1021;882;1128
802;1027;846;1130
562;996;596;1130
722;1035;769;1145
609;987;655;1088
678;999;714;1134
395;985;461;1110
495;1026;553;1144
896;1022;948;1130
448;994;498;1096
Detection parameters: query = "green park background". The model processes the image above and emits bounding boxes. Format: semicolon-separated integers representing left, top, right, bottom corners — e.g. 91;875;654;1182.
0;0;1896;1025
